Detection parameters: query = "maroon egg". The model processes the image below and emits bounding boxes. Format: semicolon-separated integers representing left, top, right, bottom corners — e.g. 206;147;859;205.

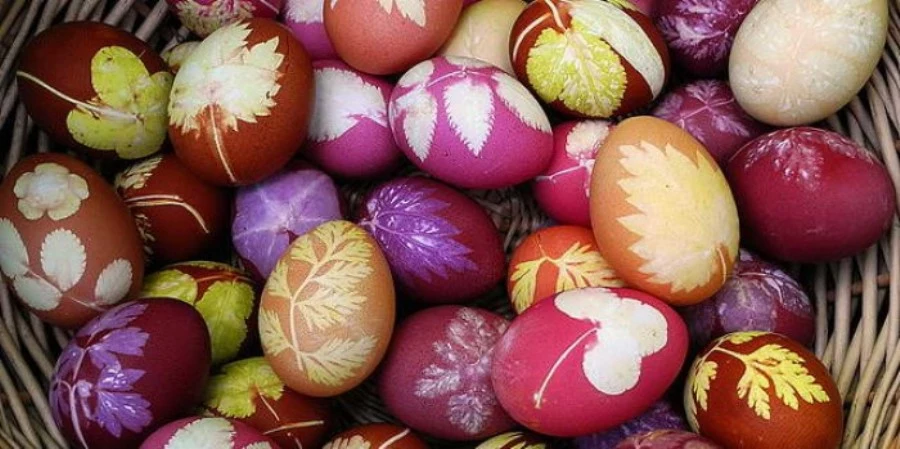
322;423;428;449
614;430;722;448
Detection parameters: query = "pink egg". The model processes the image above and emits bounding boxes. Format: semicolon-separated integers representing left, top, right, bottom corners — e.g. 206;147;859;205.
492;287;688;437
389;56;553;189
379;306;515;440
140;417;278;448
631;0;661;18
281;0;337;60
533;120;613;226
167;0;284;37
304;60;403;179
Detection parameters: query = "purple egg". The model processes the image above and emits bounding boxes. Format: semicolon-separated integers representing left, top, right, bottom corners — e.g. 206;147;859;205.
575;400;688;449
615;430;722;449
281;0;337;60
231;163;343;280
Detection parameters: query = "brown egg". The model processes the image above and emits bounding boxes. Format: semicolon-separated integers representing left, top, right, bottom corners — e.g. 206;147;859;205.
259;220;395;397
0;154;144;329
115;154;230;264
168;18;314;186
17;22;172;160
322;424;428;449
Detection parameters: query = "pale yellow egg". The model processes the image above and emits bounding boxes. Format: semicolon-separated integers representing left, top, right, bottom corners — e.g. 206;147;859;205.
438;0;527;74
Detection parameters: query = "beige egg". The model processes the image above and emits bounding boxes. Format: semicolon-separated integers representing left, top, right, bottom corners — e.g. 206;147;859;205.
437;0;527;74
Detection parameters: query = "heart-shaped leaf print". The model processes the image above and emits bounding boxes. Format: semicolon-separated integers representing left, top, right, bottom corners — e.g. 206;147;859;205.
491;72;551;133
445;78;494;156
165;417;235;449
196;280;256;365
310;67;387;142
140;269;199;304
94;259;133;306
40;228;86;292
0;218;29;277
205;358;285;419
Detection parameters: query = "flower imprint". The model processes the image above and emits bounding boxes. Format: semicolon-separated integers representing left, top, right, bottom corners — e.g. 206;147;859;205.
14;163;89;221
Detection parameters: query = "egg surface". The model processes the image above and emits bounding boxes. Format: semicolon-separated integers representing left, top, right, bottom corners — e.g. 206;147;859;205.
140;416;278;448
282;0;337;60
167;0;284;37
322;424;428;449
438;0;527;74
614;430;722;448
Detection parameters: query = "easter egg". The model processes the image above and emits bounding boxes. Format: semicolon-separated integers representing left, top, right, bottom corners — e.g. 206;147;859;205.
477;431;550;449
259;221;395;397
232;163;343;280
533;120;613;226
49;299;211;449
140;417;277;448
0;154;144;328
726;127;895;263
168;18;314;186
160;41;199;75
114;154;230;264
651;80;768;166
323;424;428;449
508;225;623;314
684;332;842;449
167;0;284;37
614;430;722;449
357;177;505;304
139;261;258;366
510;0;670;118
389;56;553;189
204;357;334;448
17;22;172;160
324;0;463;75
305;60;402;179
379;306;515;440
282;0;337;60
438;0;527;74
590;116;740;306
729;0;889;126
575;400;688;449
492;287;689;437
630;0;660;18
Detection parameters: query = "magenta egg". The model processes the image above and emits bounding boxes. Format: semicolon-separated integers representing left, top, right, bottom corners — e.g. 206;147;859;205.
167;0;284;37
281;0;337;60
614;430;722;448
140;417;278;448
575;400;688;449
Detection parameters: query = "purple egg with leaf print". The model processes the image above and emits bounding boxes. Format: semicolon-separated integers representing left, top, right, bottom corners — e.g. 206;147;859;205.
357;177;505;304
575;399;688;449
49;299;211;449
232;162;343;281
281;0;337;60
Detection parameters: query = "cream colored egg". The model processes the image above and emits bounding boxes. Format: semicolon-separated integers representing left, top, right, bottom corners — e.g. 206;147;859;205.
437;0;526;74
729;0;888;126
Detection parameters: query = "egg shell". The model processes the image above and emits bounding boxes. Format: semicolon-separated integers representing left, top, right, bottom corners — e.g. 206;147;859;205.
533;120;613;226
492;287;689;437
651;80;769;166
0;153;144;328
115;154;230;265
323;424;428;449
476;431;550;449
630;0;660;18
167;0;284;37
160;41;199;75
357;177;505;304
437;0;527;74
684;332;842;449
725;127;895;263
574;400;688;449
304;60;402;180
729;0;889;126
140;416;278;448
204;357;334;449
324;0;463;75
139;261;259;366
259;220;395;397
389;56;554;189
614;430;722;449
508;225;623;314
590;116;740;306
509;0;670;118
683;250;815;349
282;0;338;60
49;299;211;449
232;162;343;281
168;18;314;186
17;22;171;160
379;306;515;440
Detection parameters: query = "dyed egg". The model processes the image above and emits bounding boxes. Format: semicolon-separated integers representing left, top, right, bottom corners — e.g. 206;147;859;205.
282;0;337;60
726;127;895;262
324;0;463;75
389;56;553;189
683;250;815;349
17;22;171;160
631;0;660;18
305;60;402;179
729;0;889;126
438;0;527;74
232;163;343;280
590;116;739;306
140;417;277;448
615;430;722;449
168;18;314;186
139;261;258;366
0;154;143;328
492;287;689;437
358;177;505;304
379;306;515;440
161;41;199;75
651;80;768;166
323;424;428;449
259;221;395;397
508;225;623;314
684;332;842;449
656;0;757;77
50;300;211;449
510;0;670;118
575;400;688;449
204;357;333;448
167;0;284;37
477;431;549;449
533;120;613;226
114;154;230;264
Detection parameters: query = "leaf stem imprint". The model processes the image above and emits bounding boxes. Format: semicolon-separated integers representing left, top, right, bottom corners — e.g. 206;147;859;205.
534;328;598;409
17;71;140;122
125;194;211;233
379;428;411;449
208;107;237;183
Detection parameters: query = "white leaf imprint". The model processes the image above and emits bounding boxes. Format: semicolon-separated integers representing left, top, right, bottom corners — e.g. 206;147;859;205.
13;276;61;311
310;67;387;142
40;229;86;292
444;79;494;156
492;72;551;133
0;218;29;277
94;259;133;305
164;418;235;449
376;0;427;27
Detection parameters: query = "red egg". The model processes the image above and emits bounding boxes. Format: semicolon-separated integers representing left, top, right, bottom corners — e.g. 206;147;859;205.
140;416;278;448
322;423;428;449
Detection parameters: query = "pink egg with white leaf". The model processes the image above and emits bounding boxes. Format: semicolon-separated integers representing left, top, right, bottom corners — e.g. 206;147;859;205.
166;0;284;37
281;0;337;60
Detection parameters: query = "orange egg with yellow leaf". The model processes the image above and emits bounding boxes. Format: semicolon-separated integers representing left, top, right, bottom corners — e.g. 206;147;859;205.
507;225;623;314
590;116;739;306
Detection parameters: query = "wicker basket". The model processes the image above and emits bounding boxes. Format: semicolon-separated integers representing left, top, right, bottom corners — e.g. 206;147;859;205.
1;1;900;448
